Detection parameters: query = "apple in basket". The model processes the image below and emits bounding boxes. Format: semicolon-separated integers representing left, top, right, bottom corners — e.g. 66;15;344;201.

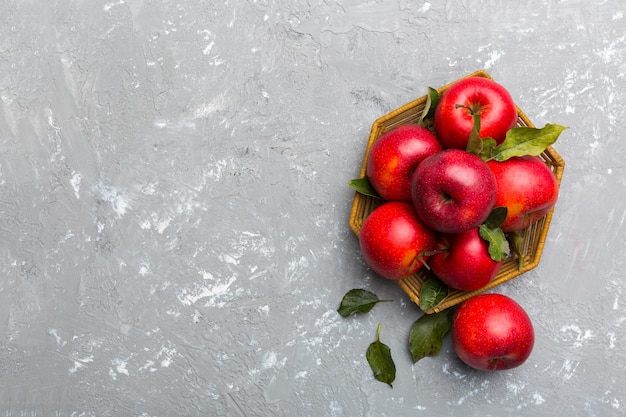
428;228;503;291
487;155;560;232
410;149;497;234
366;124;442;203
451;293;535;371
433;76;518;150
359;202;436;280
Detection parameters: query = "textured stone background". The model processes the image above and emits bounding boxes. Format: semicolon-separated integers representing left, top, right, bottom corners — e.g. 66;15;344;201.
1;1;625;416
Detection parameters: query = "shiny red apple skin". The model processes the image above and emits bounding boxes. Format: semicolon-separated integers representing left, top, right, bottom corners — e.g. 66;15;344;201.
366;124;442;202
428;228;503;291
486;156;559;232
451;293;535;371
359;202;436;280
434;77;518;150
410;149;497;234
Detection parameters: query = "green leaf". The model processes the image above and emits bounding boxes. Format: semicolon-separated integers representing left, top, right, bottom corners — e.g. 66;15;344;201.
419;278;449;312
490;123;568;162
479;137;498;160
418;87;440;126
366;323;396;387
508;231;525;271
337;289;392;318
348;177;381;199
465;112;483;155
408;309;454;363
479;224;510;262
483;206;508;229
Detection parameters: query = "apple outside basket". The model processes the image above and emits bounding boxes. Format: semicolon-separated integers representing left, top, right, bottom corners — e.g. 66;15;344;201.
349;69;565;314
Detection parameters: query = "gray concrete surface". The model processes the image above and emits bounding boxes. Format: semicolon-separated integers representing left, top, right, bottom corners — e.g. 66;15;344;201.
1;1;624;416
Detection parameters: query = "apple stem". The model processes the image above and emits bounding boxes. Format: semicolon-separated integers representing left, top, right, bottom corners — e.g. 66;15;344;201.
490;358;503;372
415;249;449;271
422;249;448;257
455;103;487;116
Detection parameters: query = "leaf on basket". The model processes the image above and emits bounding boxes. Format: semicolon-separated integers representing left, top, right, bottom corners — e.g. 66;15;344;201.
418;277;449;312
508;231;525;271
483;206;508;229
479;224;510;262
465;112;483;155
480;137;498;159
408;309;454;363
490;124;567;162
366;323;396;387
348;177;381;199
418;87;440;126
465;111;498;160
337;289;392;317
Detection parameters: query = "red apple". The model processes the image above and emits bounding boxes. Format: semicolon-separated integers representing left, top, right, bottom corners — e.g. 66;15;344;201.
451;293;535;371
486;156;559;232
428;228;502;291
410;149;497;234
359;202;436;280
366;124;442;202
434;76;518;150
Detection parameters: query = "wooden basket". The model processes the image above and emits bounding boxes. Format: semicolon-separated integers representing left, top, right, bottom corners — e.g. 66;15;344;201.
349;69;565;314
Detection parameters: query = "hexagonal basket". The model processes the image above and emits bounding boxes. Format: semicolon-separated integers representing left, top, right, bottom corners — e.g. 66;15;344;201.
349;69;565;314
